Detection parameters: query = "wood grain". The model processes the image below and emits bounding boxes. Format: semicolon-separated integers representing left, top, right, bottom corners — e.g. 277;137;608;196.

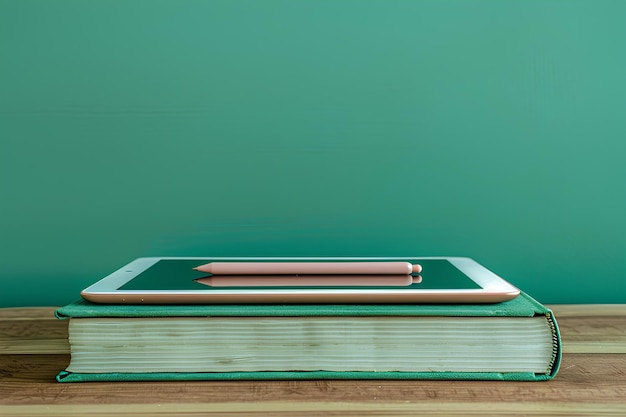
1;354;625;405
2;306;625;354
0;308;69;354
1;401;626;417
1;305;625;416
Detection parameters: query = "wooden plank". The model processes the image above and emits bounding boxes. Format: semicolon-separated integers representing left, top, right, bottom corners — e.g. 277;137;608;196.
1;306;626;416
0;307;60;320
2;306;626;354
556;316;626;353
549;305;626;317
3;306;618;319
1;400;626;417
1;354;625;405
0;308;69;354
5;306;624;321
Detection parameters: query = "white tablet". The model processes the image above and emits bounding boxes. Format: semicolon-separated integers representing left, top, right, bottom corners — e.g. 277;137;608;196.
80;257;520;304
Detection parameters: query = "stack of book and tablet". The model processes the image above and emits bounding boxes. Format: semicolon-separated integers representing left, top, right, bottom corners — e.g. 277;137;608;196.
55;258;561;382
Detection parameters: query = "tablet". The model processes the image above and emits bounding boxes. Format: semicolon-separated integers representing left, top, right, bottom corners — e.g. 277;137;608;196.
80;257;520;304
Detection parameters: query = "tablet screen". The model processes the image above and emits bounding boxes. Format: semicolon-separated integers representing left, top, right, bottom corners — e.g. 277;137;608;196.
118;259;482;291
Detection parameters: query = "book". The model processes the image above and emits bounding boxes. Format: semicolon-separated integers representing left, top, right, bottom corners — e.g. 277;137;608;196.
55;292;561;382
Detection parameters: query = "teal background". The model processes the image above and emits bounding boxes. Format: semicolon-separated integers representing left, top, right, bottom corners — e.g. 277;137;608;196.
1;0;625;307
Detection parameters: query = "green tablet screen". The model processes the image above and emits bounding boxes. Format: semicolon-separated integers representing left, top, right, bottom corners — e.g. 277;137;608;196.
118;259;482;291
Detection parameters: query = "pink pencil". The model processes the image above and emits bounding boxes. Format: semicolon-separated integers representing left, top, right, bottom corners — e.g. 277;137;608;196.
193;261;422;275
196;274;422;287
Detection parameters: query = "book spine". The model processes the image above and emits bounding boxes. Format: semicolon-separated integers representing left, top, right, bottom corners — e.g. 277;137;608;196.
545;312;562;377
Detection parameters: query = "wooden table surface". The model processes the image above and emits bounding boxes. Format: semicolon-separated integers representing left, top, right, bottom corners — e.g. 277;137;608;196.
1;305;625;416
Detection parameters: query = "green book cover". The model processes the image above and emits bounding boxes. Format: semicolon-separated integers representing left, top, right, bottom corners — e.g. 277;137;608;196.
55;292;561;382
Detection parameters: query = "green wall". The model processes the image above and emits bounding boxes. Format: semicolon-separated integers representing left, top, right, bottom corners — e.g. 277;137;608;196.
2;0;625;307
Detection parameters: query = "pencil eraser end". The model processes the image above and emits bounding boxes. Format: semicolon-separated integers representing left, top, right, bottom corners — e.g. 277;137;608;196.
412;264;422;274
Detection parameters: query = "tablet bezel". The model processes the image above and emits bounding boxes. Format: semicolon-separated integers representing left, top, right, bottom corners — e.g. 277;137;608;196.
80;257;520;304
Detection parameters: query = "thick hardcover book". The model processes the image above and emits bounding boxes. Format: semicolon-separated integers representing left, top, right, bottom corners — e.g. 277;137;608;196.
55;292;561;382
